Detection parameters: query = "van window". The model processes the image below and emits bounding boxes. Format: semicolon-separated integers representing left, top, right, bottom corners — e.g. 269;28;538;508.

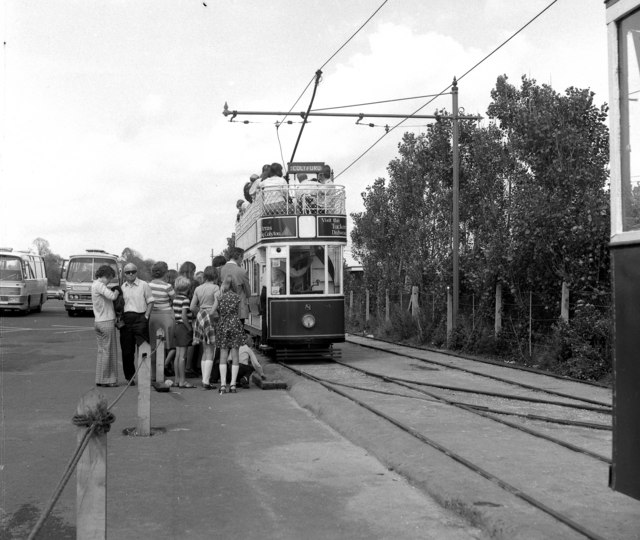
0;256;23;281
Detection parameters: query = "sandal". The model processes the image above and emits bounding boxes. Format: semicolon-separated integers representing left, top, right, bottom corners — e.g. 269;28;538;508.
179;382;196;389
229;384;237;394
219;385;228;394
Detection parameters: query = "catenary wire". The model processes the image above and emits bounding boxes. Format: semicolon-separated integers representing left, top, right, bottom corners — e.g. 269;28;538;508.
333;0;560;180
311;92;450;112
276;0;391;158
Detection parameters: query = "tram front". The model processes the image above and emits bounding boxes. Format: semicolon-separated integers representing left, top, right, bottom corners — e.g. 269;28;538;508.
235;162;347;359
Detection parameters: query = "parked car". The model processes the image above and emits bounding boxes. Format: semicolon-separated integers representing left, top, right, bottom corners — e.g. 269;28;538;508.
47;289;64;300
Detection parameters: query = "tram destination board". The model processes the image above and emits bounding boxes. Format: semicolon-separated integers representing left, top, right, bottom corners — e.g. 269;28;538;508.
288;162;325;174
317;216;347;239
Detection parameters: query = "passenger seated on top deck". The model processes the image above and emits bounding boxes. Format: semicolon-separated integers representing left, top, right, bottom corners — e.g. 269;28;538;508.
297;172;320;213
319;164;333;184
259;163;290;214
250;164;271;201
236;199;249;222
318;164;340;213
243;174;260;203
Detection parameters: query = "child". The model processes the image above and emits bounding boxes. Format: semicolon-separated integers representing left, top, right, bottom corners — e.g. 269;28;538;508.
213;275;245;394
173;276;195;388
237;337;265;388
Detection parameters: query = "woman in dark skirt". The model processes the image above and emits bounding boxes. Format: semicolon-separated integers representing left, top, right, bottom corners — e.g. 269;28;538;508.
213;275;245;393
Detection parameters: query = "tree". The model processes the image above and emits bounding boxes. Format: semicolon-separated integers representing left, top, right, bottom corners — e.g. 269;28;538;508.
221;233;236;260
32;237;63;286
487;75;610;310
350;74;611;375
121;248;154;281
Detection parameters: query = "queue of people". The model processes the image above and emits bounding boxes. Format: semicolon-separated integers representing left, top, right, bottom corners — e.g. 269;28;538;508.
90;247;263;394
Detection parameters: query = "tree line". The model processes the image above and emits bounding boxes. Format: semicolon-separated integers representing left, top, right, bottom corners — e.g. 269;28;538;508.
31;239;233;286
349;75;611;380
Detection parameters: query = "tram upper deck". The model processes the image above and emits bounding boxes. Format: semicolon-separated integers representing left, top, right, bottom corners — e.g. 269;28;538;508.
235;183;347;251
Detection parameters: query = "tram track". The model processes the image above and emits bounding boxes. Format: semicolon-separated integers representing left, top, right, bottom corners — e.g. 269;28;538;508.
323;378;611;431
286;360;610;463
279;360;608;540
381;375;611;414
354;334;610;389
347;336;612;409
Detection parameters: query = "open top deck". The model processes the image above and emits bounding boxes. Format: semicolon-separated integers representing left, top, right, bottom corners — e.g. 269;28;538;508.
235;184;347;251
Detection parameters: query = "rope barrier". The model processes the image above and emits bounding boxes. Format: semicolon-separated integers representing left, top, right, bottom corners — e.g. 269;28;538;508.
72;401;116;435
26;338;162;539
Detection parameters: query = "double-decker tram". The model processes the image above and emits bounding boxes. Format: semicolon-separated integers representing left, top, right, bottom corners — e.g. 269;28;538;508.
236;162;346;360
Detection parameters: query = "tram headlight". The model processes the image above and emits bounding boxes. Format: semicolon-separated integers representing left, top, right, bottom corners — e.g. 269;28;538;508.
301;313;316;329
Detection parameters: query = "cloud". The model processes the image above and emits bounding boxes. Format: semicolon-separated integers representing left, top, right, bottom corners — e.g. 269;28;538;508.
2;2;608;271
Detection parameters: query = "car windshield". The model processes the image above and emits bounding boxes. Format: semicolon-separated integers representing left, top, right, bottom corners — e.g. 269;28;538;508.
0;256;23;281
67;257;118;284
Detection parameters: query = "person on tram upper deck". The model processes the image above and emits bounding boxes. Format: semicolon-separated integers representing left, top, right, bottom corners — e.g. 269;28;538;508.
236;199;249;221
259;163;289;213
250;164;271;201
244;173;260;203
297;172;320;213
319;164;333;184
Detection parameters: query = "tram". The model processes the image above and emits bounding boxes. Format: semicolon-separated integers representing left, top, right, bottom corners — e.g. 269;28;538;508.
235;162;346;359
606;0;640;501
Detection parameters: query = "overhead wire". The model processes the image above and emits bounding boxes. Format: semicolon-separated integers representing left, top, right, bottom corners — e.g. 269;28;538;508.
333;0;560;181
312;92;450;112
275;0;391;163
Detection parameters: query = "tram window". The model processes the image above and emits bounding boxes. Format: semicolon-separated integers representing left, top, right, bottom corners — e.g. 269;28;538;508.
289;245;327;294
252;260;259;294
327;245;342;294
271;258;286;295
620;9;640;231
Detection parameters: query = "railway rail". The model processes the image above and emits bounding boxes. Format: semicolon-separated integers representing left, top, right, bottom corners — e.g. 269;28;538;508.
275;337;618;540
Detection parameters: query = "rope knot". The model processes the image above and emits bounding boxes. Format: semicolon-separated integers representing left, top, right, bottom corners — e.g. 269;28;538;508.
72;401;115;434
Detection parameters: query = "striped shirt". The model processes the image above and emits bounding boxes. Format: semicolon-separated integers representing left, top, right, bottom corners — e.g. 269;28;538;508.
149;280;175;312
173;294;192;323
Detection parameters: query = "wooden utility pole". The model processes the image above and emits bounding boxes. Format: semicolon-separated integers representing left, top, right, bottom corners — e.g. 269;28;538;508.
452;77;460;331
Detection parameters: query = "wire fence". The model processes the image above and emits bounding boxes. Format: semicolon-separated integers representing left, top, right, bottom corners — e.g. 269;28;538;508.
344;283;612;381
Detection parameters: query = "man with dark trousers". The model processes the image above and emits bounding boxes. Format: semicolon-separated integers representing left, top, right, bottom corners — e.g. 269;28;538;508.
119;263;154;384
220;247;251;323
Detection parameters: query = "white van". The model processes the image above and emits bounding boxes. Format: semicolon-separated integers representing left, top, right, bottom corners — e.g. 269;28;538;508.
0;248;48;313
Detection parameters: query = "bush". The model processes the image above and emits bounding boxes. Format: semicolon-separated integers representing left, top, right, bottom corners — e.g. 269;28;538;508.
537;304;612;381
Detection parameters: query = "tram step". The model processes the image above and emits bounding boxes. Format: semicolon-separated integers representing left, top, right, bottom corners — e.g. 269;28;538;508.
276;348;342;361
252;372;287;390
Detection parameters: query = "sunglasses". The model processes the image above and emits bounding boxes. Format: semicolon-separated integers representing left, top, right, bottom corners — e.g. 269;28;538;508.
124;270;137;275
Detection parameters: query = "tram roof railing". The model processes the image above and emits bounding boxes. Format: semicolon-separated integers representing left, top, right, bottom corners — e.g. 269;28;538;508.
236;184;346;239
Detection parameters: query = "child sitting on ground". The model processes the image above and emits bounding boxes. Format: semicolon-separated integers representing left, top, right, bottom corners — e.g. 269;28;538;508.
236;338;265;388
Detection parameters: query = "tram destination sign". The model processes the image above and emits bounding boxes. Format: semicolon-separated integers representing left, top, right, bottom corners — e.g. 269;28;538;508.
260;216;297;239
317;216;347;238
288;162;325;174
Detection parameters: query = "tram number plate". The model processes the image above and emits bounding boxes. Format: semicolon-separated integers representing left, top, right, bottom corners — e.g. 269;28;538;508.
317;216;347;237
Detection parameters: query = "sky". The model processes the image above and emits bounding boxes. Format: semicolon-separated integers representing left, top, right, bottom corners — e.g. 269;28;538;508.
0;0;610;271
